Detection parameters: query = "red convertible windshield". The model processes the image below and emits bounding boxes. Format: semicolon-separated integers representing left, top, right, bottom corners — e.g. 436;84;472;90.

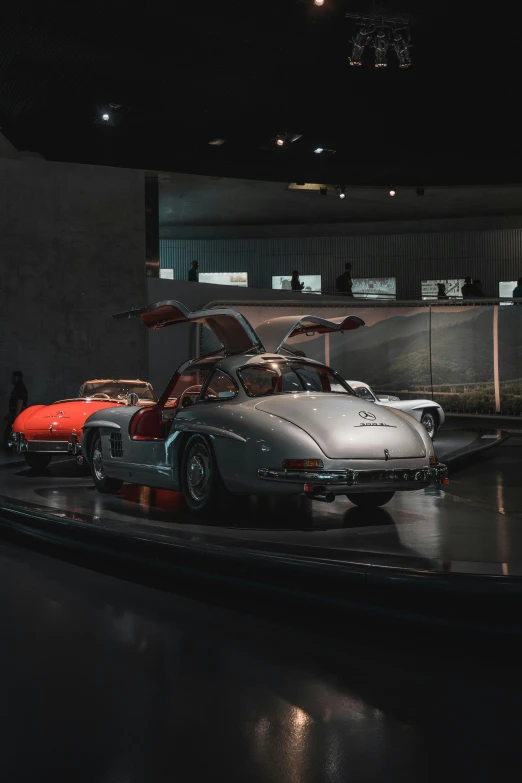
83;382;156;400
238;361;354;397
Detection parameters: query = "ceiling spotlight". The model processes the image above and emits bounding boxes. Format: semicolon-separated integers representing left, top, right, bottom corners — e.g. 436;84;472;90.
276;136;285;146
314;147;324;154
209;137;225;146
389;189;396;197
314;0;325;5
101;113;110;122
338;186;346;199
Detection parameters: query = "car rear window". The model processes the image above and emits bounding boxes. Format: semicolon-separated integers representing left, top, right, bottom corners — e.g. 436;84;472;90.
238;362;354;398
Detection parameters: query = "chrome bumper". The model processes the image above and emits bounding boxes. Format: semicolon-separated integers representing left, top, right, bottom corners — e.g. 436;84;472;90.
258;463;448;491
9;432;82;456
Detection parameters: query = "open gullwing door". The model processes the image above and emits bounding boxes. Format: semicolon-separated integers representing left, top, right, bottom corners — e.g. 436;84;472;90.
113;300;265;355
254;314;365;354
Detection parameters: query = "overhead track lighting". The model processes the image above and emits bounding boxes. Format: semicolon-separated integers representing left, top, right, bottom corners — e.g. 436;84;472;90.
346;8;412;69
275;132;302;148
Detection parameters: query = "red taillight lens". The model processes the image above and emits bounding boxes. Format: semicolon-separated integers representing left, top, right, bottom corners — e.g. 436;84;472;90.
283;459;323;470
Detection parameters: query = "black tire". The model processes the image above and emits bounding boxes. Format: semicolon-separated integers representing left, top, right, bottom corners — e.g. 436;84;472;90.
346;491;395;508
421;409;438;439
180;434;229;514
24;453;52;471
90;431;123;494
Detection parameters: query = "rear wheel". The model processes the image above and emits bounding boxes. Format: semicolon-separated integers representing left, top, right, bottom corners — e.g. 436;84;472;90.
421;410;438;439
346;491;395;508
181;434;229;514
90;431;123;494
24;453;52;471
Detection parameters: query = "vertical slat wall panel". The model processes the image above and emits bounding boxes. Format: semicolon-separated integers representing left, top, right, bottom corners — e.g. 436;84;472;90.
160;229;522;298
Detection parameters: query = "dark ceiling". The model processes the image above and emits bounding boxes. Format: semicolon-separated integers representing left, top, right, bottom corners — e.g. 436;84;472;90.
0;1;519;185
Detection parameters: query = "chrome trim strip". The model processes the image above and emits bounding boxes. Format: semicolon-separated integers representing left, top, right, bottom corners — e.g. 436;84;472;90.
258;464;448;485
26;441;71;453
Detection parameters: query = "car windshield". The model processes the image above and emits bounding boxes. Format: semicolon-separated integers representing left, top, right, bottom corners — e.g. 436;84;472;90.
238;361;354;397
82;382;155;400
351;385;376;402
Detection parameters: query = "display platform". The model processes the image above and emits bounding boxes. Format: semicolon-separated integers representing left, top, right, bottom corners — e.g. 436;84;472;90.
1;429;520;633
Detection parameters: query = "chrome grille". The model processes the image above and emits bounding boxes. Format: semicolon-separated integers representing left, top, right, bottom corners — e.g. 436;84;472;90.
109;432;123;458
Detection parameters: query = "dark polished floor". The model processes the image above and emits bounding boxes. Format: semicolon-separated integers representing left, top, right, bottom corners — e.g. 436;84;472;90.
0;432;521;576
2;540;522;783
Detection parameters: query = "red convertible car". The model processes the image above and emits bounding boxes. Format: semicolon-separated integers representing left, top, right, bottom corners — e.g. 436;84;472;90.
9;379;156;469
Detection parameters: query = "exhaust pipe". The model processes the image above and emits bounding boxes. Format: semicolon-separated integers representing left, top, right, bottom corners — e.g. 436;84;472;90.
304;486;335;503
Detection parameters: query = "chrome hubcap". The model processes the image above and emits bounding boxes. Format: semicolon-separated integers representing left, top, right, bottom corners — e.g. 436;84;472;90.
186;444;211;502
422;414;435;438
92;438;105;481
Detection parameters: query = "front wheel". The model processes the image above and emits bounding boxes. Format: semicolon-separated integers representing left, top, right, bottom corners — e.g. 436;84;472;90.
346;491;395;508
181;434;229;513
24;453;52;471
90;432;123;494
421;410;438;439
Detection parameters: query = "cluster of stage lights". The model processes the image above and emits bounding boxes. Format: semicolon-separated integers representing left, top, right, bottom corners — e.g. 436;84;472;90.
311;1;411;69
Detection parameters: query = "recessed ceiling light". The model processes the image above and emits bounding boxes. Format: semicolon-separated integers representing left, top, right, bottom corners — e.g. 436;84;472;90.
314;147;324;154
209;138;225;146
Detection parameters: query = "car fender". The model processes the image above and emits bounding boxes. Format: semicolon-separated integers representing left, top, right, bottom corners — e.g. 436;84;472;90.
12;405;47;431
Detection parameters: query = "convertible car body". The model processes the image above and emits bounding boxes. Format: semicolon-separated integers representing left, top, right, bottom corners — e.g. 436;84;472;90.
82;302;448;512
9;379;156;469
346;381;445;438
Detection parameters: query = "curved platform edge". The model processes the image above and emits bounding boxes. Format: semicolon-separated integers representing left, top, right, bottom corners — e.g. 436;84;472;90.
442;428;509;467
1;495;522;636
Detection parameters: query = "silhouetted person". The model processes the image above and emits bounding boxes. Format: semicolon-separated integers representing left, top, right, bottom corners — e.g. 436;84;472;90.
513;277;522;298
336;263;354;296
188;260;199;282
291;270;304;291
461;276;474;298
4;371;28;448
437;283;448;300
472;279;484;297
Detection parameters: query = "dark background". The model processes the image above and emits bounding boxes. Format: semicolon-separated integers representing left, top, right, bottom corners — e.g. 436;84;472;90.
0;1;517;185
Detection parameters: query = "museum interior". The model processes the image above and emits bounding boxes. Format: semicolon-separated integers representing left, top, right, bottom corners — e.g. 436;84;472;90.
2;2;522;781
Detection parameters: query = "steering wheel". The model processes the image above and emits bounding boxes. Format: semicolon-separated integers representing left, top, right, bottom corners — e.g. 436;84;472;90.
178;384;219;408
91;393;112;400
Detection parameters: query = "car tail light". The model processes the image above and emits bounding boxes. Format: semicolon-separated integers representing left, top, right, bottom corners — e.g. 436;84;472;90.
283;459;323;469
430;456;438;465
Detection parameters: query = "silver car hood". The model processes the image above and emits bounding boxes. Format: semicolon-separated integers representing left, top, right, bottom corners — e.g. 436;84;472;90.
254;394;427;460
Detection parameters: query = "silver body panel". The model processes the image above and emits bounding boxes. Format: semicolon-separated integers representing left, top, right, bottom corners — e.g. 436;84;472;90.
84;355;439;497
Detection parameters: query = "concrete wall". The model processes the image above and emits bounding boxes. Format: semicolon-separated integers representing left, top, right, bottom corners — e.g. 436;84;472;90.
0;158;148;409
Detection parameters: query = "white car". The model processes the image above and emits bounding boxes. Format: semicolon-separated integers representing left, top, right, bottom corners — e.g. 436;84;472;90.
346;381;444;438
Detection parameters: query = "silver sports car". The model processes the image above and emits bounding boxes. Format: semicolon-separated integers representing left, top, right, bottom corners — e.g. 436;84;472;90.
82;301;448;513
346;380;445;439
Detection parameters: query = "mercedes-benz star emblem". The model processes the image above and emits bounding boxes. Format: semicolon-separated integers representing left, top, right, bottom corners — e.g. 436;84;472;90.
359;411;376;421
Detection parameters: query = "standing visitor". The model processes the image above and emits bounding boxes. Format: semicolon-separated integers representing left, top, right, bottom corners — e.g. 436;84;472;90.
471;279;484;297
437;283;448;300
461;277;474;298
513;277;522;298
336;263;354;296
4;371;28;448
291;270;305;292
188;260;199;282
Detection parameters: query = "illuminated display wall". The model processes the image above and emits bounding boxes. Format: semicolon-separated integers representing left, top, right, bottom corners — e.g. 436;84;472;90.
272;275;321;293
422;279;465;300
